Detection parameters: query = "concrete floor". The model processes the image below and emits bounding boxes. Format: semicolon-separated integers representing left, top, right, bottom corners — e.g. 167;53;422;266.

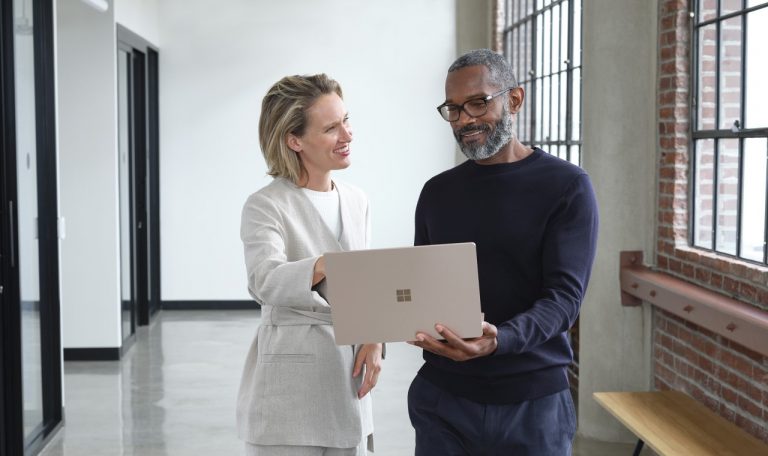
39;310;653;455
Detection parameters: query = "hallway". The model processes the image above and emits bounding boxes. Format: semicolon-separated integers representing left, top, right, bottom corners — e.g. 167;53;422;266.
39;310;649;455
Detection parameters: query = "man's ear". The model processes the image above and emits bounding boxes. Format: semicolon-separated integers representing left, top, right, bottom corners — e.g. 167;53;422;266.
286;133;302;153
508;86;525;114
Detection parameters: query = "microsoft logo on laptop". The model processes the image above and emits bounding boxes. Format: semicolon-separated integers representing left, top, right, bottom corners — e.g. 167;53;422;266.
396;289;412;302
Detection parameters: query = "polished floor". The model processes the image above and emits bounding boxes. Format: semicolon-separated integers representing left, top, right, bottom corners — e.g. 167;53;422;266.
39;310;654;455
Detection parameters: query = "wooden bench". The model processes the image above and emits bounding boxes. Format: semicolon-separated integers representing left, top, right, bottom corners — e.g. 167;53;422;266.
593;391;768;456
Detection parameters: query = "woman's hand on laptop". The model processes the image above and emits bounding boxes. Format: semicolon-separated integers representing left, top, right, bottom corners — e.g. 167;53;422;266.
410;322;498;361
353;343;383;398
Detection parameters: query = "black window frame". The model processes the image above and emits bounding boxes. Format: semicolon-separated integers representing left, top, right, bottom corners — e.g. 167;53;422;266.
501;0;583;165
690;0;768;266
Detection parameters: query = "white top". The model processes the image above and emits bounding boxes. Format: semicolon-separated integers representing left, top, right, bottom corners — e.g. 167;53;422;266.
302;186;342;240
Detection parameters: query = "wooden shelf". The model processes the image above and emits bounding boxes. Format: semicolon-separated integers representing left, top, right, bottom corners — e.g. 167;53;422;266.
619;251;768;357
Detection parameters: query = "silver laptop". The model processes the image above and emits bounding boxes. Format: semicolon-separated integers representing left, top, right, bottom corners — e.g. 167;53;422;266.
324;242;483;345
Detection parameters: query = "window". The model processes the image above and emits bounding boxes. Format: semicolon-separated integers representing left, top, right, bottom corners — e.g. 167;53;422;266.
692;0;768;265
502;0;582;165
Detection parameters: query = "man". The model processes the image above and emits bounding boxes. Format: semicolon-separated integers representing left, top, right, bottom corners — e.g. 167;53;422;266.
408;49;599;455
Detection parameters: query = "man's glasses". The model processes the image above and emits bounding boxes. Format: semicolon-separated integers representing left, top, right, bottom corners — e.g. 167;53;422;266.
436;88;513;122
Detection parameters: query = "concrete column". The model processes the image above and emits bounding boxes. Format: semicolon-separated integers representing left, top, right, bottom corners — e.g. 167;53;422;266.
578;0;659;442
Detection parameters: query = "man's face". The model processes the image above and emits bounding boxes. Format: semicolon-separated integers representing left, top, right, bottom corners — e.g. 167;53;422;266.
443;65;517;161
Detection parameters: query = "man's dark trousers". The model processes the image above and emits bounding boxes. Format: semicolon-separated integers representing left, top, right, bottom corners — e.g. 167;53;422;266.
408;375;577;455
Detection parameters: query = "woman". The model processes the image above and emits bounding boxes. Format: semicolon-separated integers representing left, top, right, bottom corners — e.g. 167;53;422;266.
236;74;383;456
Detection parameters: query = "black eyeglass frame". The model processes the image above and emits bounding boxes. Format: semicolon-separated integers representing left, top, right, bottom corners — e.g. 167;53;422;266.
436;87;514;122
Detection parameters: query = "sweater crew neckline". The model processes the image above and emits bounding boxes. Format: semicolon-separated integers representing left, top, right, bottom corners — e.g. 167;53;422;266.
465;147;543;174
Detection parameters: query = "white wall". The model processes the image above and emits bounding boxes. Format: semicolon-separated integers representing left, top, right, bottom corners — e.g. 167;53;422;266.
57;0;121;348
114;0;160;46
578;0;658;443
158;0;458;301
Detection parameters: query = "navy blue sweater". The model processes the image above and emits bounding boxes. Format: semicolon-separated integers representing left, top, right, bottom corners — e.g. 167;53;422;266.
414;148;599;404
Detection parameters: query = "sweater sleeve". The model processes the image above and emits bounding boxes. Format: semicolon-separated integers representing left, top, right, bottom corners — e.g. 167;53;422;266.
240;194;321;308
494;174;599;356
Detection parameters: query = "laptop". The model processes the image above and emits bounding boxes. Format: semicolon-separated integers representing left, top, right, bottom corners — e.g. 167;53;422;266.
324;242;483;345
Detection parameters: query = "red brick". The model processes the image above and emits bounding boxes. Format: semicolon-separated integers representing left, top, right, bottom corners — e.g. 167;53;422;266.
737;394;762;420
711;273;723;288
721;351;753;376
719;402;738;422
721;384;739;404
656;361;678;385
695;268;711;283
723;276;739;294
739;282;757;301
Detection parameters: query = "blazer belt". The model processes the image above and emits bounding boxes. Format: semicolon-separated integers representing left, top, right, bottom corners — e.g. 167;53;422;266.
261;305;333;326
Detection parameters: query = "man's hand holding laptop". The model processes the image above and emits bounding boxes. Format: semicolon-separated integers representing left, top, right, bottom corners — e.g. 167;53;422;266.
408;321;498;362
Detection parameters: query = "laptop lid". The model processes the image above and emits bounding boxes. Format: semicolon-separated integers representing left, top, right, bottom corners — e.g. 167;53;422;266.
325;242;483;345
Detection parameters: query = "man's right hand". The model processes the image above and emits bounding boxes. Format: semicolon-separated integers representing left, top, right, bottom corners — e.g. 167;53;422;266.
408;321;498;361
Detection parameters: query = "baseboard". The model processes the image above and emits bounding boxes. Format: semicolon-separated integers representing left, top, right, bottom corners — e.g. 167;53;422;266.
63;347;121;361
161;300;260;310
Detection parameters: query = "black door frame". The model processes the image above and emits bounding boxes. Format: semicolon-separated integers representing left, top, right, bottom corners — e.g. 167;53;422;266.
1;0;62;454
117;24;160;327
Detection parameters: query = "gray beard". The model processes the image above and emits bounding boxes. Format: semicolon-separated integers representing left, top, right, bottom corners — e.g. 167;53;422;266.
455;106;515;161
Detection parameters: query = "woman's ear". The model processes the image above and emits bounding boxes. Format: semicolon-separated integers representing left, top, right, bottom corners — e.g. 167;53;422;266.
286;133;302;153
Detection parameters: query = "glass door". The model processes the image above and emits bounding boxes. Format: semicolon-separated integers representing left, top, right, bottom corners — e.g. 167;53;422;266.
1;0;62;454
117;46;136;345
13;0;44;443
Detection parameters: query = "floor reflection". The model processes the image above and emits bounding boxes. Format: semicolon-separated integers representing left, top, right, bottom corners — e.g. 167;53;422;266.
38;310;650;456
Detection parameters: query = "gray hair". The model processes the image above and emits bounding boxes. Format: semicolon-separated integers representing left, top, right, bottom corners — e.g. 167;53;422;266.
448;49;518;90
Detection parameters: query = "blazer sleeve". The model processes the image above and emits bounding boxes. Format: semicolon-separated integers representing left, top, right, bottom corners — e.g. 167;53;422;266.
240;193;321;308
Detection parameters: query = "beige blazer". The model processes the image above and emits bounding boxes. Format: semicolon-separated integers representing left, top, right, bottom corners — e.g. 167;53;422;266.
236;177;374;449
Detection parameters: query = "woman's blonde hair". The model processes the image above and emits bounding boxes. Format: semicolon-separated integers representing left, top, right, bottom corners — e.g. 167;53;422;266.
258;74;343;183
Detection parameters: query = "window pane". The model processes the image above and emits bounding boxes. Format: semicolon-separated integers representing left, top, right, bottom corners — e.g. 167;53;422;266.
572;145;581;166
694;139;716;248
571;67;581;140
543;75;551;141
721;0;743;16
552;4;561;73
747;0;768;6
745;7;768;128
716;139;740;255
740;138;767;262
523;20;531;84
697;23;717;130
560;1;569;73
560;71;567;140
573;0;581;68
698;0;718;23
719;16;743;130
535;78;542;141
542;9;551;76
14;0;45;439
522;82;533;141
526;0;535;16
536;13;544;76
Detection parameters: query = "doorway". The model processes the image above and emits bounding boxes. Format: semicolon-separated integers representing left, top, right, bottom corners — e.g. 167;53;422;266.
1;0;63;454
116;25;160;336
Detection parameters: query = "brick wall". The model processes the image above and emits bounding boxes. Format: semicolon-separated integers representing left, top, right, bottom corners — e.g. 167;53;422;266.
656;0;768;443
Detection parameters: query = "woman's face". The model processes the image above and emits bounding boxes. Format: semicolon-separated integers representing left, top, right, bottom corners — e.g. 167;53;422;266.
289;93;352;179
